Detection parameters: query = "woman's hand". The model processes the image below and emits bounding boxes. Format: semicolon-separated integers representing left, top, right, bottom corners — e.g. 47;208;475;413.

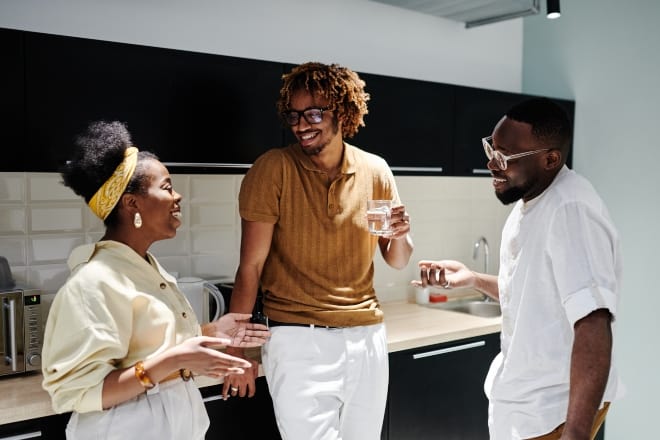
202;313;270;347
171;336;253;378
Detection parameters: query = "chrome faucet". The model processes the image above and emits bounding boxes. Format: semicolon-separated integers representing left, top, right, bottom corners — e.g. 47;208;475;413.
472;236;489;274
473;236;491;302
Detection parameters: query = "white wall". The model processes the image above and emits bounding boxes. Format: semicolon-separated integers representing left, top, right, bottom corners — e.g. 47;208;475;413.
0;0;522;91
522;1;660;437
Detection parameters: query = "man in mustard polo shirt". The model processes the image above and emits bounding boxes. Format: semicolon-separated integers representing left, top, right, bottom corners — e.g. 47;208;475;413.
223;62;414;439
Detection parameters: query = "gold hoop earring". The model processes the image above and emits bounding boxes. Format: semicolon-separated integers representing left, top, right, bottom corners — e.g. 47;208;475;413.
134;212;143;229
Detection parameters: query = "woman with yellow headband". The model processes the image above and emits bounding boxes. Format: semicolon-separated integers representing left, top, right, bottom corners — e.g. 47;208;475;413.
41;121;270;439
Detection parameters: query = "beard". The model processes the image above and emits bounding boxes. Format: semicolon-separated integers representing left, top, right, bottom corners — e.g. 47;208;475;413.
303;145;324;156
495;186;526;205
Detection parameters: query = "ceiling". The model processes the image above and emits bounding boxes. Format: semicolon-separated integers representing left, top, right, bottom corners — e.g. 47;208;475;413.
369;0;540;28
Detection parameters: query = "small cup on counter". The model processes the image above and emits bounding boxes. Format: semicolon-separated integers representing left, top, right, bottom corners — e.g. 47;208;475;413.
415;287;430;305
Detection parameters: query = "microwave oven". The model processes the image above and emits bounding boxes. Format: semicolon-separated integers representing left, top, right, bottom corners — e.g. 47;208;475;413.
1;286;43;377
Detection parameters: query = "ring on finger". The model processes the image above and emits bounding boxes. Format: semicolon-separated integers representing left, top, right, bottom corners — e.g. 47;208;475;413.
442;280;451;289
230;386;238;392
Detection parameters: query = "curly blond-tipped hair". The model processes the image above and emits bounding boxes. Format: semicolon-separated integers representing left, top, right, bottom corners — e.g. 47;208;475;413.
276;62;370;139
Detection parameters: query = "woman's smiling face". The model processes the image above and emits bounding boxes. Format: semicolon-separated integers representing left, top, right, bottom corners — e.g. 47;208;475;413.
135;159;182;241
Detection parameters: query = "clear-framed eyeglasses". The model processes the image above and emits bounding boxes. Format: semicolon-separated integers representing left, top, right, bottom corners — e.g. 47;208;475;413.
482;136;549;170
281;107;331;126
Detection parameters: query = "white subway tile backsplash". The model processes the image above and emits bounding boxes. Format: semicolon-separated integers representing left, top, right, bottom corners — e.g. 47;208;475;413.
170;175;189;200
10;266;27;286
0;173;26;202
189;175;237;203
189;203;236;228
0;206;27;234
191;253;238;280
155;256;191;280
30;205;85;233
29;174;78;201
470;177;498;200
190;228;237;255
1;171;511;304
0;237;27;265
26;263;70;295
151;231;189;256
29;234;86;264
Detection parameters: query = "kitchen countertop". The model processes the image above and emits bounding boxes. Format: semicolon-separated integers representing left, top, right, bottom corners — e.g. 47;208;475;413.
0;300;501;425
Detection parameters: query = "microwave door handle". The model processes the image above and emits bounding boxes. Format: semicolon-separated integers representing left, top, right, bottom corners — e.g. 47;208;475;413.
4;298;18;372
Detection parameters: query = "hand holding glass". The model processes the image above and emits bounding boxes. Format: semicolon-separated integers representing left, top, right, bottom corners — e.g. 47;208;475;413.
367;199;393;236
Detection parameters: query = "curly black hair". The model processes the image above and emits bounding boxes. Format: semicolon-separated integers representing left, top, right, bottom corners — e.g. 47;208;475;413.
276;62;370;139
60;121;158;226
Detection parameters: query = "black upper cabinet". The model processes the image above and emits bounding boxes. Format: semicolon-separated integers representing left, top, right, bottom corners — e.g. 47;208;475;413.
0;28;25;171
351;73;455;175
8;29;575;175
453;86;574;176
24;32;283;172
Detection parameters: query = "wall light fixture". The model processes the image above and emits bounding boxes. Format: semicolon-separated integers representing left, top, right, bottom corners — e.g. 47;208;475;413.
547;0;561;19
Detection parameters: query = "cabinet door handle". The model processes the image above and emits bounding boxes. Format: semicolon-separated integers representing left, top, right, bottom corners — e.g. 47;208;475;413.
0;431;43;440
412;340;485;360
2;298;18;372
471;169;491;175
389;166;444;173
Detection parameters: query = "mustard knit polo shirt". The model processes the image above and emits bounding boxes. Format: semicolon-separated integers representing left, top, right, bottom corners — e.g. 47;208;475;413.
239;143;400;327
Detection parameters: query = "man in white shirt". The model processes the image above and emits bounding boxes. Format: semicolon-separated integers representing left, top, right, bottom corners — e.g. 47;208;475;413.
414;97;623;440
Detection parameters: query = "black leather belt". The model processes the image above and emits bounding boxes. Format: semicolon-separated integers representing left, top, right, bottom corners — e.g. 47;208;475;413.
267;318;339;329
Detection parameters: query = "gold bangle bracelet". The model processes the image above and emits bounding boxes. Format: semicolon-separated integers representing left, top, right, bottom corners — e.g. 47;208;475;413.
134;361;155;389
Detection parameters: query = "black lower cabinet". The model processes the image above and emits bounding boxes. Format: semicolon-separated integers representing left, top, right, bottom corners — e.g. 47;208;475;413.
0;412;70;439
0;380;280;440
385;333;500;440
202;377;281;439
0;419;45;439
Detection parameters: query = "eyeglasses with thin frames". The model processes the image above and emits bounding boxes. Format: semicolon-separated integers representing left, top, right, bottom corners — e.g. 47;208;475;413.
281;107;331;126
482;136;549;170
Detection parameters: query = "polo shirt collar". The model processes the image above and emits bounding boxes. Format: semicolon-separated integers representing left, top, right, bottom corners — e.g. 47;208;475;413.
291;142;357;176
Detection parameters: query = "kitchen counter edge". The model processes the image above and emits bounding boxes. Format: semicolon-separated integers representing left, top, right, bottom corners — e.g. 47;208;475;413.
0;301;501;425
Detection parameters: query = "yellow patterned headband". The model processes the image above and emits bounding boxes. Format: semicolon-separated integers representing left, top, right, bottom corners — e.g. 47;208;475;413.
88;147;139;220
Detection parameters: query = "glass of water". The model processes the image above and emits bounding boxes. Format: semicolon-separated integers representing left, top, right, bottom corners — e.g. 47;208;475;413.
367;199;393;236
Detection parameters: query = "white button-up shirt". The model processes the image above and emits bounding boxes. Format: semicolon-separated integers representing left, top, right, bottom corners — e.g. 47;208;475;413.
485;166;624;439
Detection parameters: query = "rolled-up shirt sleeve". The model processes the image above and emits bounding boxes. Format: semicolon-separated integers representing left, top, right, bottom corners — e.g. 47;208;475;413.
548;200;622;326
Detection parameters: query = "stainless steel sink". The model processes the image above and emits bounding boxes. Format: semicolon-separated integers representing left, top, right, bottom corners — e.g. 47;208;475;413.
426;298;501;318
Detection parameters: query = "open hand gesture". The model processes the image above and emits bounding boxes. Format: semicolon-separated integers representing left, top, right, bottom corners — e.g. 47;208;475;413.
202;313;270;348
